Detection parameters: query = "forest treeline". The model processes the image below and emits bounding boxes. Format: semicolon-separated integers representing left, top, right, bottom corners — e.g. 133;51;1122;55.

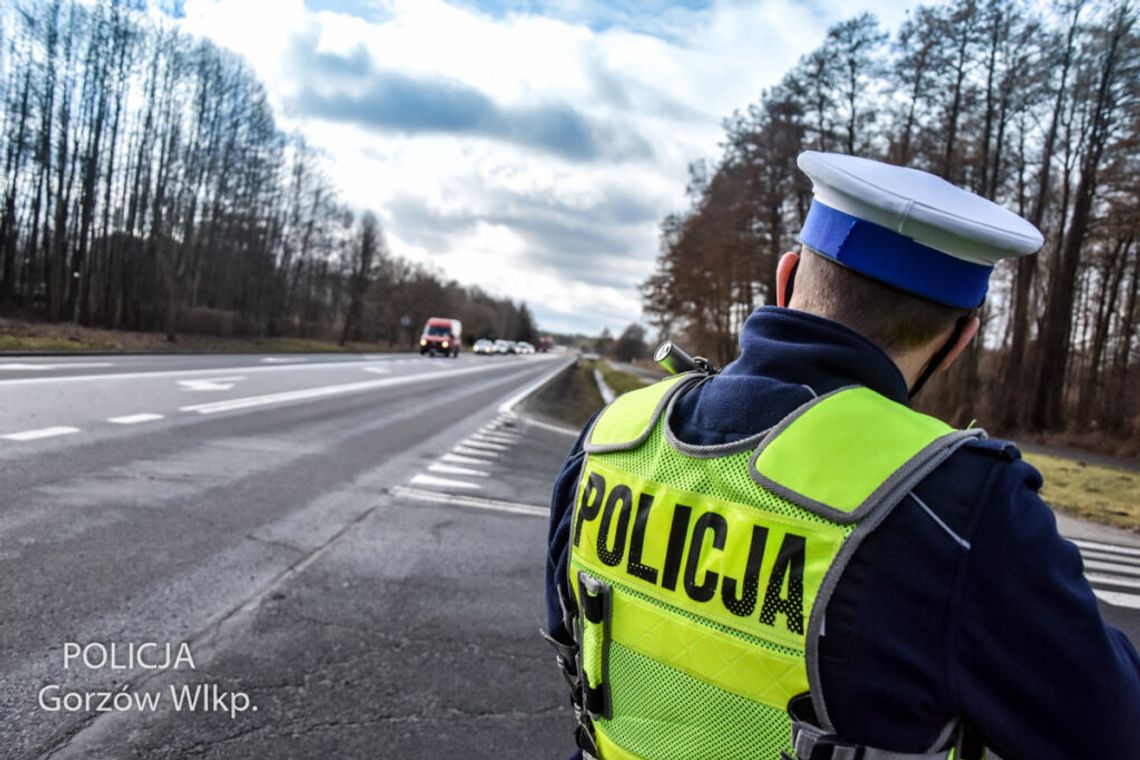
644;0;1139;447
0;0;537;347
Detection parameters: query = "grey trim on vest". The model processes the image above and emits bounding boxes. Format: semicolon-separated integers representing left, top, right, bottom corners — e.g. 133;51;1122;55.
661;376;777;458
747;385;985;524
582;373;704;455
805;432;982;734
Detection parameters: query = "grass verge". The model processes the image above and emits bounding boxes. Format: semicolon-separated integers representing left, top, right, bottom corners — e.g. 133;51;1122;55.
598;360;650;395
1023;452;1140;533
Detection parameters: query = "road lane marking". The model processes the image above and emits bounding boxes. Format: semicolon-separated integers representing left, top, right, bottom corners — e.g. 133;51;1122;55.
460;439;509;452
1085;573;1140;591
1083;559;1140;579
453;445;499;458
177;376;245;391
1081;549;1140;568
410;474;481;490
0;362;115;370
1092;589;1140;610
363;367;390;374
261;357;307;363
428;463;490;478
522;417;580;437
2;426;81;441
108;413;165;425
180;361;538;415
441;453;493;466
472;432;519;444
1072;539;1140;558
391;486;547;517
0;353;551;387
497;359;572;416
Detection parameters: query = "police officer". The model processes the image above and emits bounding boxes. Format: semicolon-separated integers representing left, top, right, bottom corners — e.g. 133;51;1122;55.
543;151;1140;759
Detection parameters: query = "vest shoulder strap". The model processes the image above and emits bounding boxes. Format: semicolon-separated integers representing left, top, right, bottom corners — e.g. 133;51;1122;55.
750;386;983;523
584;372;700;453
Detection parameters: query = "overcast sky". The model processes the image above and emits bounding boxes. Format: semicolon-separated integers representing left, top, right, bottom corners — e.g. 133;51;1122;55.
177;0;913;336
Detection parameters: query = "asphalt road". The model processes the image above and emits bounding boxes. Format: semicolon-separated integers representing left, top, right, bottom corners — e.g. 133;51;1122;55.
2;352;1138;759
0;351;580;759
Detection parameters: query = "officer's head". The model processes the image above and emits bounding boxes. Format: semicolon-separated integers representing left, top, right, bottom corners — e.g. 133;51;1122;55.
788;152;1044;395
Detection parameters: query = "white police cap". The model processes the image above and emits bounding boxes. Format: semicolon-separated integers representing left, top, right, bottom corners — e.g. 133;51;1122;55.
796;151;1044;308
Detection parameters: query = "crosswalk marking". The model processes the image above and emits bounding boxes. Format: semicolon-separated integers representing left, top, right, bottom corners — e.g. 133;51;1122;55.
429;463;490;478
441;453;493;466
1077;539;1140;609
453;445;498;458
460;439;509;452
410;473;481;490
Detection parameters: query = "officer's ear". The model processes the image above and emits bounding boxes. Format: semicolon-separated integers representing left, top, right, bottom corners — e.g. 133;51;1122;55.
776;252;800;308
935;314;981;372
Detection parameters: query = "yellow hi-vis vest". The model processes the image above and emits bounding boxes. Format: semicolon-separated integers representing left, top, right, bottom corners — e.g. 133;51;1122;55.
567;373;983;760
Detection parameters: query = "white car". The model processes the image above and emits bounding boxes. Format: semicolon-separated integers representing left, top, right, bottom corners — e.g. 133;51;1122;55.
517;341;535;354
493;340;511;354
473;339;494;355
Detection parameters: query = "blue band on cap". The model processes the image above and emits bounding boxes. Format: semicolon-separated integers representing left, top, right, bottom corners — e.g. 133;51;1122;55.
800;201;991;308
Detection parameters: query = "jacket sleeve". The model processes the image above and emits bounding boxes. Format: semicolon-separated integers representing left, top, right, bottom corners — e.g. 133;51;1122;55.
952;455;1140;758
545;415;596;637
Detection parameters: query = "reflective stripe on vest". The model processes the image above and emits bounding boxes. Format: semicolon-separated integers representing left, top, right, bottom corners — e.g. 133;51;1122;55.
569;375;983;760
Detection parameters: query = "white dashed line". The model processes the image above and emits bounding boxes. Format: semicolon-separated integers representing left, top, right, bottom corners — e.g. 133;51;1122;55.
2;426;81;441
428;463;490;478
177;376;246;392
362;367;390;374
108;413;165;425
410;474;482;490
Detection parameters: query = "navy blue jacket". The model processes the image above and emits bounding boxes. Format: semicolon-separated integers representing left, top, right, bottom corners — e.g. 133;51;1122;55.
545;306;1140;759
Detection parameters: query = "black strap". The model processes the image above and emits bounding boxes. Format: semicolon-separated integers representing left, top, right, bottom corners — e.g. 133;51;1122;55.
909;315;970;400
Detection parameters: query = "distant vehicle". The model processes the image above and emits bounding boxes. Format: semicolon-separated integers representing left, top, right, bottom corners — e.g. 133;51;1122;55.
539;336;554;352
419;317;462;357
473;339;494;355
493;339;511;354
517;341;535;354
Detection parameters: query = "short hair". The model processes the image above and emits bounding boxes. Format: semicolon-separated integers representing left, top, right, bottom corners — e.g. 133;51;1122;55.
792;247;966;354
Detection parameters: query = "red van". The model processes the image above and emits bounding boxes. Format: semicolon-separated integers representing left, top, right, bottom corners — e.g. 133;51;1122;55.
419;318;462;357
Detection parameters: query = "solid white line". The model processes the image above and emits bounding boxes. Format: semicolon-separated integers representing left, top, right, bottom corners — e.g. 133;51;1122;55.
441;453;493;466
1086;573;1140;591
2;426;81;441
523;417;580;437
391;486;548;518
362;367;390;374
107;413;165;425
0;362;115;370
1093;589;1140;610
1072;539;1140;558
179;362;524;415
497;358;570;416
0;356;420;387
261;357;307;363
409;474;482;490
454;445;499;458
429;463;490;478
1084;560;1140;579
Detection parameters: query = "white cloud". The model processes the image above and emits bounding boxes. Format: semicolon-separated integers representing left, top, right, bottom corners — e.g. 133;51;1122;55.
176;0;910;335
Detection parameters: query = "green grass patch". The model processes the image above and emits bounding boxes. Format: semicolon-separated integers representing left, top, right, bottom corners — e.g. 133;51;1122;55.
598;360;649;395
528;359;606;430
1023;452;1140;532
